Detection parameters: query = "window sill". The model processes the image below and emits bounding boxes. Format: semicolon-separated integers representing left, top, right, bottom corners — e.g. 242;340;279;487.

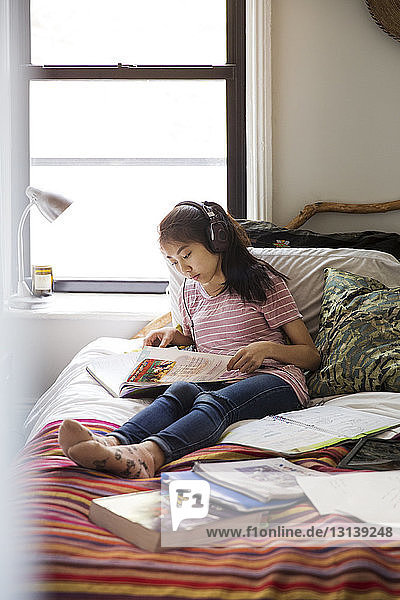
7;292;170;321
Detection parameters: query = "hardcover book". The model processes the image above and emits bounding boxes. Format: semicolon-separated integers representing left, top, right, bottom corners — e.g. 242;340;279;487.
89;490;162;552
89;486;273;551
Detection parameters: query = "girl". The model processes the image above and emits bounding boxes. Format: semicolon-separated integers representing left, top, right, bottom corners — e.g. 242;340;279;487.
59;202;320;478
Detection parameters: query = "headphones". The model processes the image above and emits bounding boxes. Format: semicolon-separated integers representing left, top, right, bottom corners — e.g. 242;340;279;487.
175;201;229;253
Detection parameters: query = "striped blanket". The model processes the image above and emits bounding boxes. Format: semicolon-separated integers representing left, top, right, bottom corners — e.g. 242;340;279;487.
16;420;400;600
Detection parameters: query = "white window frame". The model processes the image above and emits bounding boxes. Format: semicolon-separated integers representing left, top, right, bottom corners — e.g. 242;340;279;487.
246;0;272;222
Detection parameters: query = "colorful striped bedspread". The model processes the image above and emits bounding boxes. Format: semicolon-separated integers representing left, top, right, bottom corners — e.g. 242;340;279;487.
16;419;400;600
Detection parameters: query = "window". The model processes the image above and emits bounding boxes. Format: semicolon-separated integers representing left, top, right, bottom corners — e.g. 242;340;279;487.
16;1;246;292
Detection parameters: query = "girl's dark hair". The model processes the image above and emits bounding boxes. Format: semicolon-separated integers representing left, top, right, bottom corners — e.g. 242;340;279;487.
158;202;288;304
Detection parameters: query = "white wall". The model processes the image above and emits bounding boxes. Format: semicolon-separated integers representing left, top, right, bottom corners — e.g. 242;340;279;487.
6;313;150;443
271;0;400;232
9;315;145;398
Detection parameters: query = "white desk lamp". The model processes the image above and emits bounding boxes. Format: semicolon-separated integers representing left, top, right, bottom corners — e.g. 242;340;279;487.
9;186;73;309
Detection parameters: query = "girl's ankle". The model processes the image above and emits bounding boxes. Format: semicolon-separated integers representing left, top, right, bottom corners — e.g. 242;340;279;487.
141;440;165;472
104;435;119;446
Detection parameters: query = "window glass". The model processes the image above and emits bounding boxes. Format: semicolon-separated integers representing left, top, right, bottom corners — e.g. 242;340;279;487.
30;0;226;66
30;80;227;280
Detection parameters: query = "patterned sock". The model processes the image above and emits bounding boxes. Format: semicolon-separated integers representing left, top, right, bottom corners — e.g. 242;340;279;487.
67;440;155;478
58;419;118;456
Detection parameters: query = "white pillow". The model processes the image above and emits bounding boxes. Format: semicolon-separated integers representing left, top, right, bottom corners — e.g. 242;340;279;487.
166;247;400;338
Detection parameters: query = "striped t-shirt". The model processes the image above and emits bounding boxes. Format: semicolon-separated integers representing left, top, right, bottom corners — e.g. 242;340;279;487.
177;273;309;406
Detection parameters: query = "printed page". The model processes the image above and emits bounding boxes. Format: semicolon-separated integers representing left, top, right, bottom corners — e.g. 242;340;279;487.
296;471;400;526
86;345;246;396
220;406;400;453
280;405;400;437
127;346;244;385
194;458;327;501
221;419;344;453
86;350;143;396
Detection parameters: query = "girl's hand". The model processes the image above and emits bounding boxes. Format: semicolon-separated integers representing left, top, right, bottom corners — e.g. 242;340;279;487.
143;327;179;348
227;342;270;373
227;320;321;373
143;327;194;349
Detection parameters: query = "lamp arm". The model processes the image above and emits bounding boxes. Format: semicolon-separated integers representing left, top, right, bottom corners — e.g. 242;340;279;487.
17;200;35;285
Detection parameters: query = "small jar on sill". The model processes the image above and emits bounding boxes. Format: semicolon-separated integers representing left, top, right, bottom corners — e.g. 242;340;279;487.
32;265;54;297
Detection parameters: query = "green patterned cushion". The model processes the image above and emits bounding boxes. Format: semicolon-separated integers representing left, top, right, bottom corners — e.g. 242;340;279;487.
307;268;400;398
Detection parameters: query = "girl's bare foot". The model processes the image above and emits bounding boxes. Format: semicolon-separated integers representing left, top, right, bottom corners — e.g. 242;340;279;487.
58;419;119;457
67;439;156;478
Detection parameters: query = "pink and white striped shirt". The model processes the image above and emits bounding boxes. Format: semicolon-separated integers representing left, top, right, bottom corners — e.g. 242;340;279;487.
177;273;309;406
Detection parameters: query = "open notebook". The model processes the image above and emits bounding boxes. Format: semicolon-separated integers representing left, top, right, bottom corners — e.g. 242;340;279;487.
220;405;400;454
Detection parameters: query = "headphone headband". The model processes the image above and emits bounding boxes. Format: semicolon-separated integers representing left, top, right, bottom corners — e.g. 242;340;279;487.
175;201;229;252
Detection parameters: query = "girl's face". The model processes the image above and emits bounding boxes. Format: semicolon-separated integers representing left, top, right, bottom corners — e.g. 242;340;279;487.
162;240;225;295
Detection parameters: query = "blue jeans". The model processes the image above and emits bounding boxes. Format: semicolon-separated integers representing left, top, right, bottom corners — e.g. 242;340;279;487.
109;374;301;463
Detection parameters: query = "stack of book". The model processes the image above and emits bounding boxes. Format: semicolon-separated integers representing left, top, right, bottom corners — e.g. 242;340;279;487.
89;404;400;550
89;457;323;551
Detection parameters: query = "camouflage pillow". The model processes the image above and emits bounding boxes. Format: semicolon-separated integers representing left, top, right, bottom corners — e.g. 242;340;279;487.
307;268;400;398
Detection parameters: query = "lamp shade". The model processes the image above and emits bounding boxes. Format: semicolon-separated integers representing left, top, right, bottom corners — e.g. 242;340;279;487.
25;186;73;222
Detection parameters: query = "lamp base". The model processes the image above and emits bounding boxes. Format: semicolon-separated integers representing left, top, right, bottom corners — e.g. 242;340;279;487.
9;282;53;310
9;294;52;310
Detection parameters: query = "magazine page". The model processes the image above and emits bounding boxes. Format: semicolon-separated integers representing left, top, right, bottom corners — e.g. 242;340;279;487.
125;346;246;386
86;350;144;397
193;458;327;502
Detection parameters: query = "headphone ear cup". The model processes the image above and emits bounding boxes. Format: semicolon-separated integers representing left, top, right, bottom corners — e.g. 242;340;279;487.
209;221;229;252
175;201;229;252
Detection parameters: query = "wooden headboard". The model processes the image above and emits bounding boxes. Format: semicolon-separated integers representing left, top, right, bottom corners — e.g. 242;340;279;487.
286;198;400;229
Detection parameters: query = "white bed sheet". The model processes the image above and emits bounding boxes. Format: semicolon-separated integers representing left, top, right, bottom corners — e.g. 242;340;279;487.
24;337;147;442
24;336;400;443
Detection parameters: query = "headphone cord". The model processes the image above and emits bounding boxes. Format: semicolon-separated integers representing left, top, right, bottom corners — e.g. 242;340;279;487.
182;278;197;351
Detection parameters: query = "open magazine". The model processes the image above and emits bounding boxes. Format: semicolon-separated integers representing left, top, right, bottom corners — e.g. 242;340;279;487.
86;346;257;399
193;457;327;502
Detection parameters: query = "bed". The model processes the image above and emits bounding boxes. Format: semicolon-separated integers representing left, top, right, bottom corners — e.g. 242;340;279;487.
17;202;400;600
